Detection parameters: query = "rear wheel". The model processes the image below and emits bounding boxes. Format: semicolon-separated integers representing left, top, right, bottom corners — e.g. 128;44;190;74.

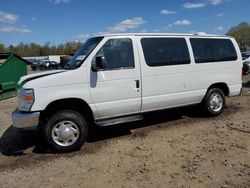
44;110;88;152
202;88;225;116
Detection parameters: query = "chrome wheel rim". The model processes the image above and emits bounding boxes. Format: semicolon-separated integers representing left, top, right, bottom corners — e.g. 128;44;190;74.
209;93;223;112
52;121;79;147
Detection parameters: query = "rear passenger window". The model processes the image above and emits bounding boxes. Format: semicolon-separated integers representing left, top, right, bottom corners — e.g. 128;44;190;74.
141;38;190;66
190;38;237;63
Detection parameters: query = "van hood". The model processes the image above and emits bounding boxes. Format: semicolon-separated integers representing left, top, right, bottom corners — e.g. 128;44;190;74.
18;70;66;86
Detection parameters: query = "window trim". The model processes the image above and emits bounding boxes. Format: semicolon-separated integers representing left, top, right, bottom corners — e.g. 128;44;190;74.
93;65;135;72
141;37;191;67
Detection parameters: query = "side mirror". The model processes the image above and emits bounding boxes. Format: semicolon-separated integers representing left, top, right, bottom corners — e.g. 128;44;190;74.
91;56;107;71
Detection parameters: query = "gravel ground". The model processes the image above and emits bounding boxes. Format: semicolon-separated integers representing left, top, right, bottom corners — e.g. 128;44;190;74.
0;75;249;188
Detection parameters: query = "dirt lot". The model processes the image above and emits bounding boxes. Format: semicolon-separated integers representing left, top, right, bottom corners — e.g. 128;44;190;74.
0;75;250;188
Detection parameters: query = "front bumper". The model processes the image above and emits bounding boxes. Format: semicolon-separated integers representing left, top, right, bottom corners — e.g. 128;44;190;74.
11;109;40;128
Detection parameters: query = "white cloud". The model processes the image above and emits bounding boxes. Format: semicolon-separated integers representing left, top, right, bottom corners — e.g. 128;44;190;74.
75;33;90;39
210;0;223;5
0;26;31;33
140;29;147;33
153;28;162;32
174;19;191;26
107;17;146;33
31;17;37;22
0;11;32;34
94;31;108;36
214;26;224;31
160;10;176;15
215;13;224;17
0;11;18;24
183;3;205;9
77;33;90;38
49;0;70;4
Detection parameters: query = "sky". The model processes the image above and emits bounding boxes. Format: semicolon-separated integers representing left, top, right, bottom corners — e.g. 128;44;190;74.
0;0;249;46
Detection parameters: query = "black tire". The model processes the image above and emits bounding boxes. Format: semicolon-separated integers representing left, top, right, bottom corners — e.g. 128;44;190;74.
44;110;88;152
202;88;225;116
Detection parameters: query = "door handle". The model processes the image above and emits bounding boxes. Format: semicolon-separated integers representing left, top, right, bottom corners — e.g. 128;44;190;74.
135;80;140;89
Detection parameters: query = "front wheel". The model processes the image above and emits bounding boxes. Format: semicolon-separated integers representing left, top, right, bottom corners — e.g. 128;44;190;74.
44;110;88;152
202;88;225;116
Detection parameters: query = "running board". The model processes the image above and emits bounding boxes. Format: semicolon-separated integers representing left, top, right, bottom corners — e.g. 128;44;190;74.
95;114;143;127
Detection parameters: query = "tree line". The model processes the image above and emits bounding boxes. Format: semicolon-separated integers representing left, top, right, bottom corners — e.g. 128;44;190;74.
0;22;250;57
226;22;250;50
0;41;82;57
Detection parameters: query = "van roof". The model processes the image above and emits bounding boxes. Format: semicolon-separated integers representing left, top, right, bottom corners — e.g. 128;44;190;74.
95;32;230;38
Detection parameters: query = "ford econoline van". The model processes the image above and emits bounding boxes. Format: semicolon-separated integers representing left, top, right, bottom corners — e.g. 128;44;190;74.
12;33;242;152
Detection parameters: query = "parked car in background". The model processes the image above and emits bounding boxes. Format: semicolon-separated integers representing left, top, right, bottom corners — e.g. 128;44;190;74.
27;59;63;71
41;60;61;70
27;59;43;71
242;51;250;61
242;51;250;74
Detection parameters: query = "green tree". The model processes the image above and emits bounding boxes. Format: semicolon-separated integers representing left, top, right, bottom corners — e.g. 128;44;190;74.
0;43;6;53
41;42;51;56
56;44;65;55
226;22;250;49
30;43;41;56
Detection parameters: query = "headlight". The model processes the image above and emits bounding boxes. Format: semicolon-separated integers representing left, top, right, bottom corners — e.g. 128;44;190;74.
18;88;35;111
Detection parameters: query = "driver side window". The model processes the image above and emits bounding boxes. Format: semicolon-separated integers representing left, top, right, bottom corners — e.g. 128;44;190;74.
96;38;135;70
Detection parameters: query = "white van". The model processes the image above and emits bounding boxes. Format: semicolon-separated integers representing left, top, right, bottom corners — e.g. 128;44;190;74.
12;33;242;152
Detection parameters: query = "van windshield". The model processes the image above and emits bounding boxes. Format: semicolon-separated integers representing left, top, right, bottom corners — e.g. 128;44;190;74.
65;36;104;69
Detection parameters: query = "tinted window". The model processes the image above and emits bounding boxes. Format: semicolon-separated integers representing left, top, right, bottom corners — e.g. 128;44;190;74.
190;38;237;63
96;38;134;70
141;38;190;66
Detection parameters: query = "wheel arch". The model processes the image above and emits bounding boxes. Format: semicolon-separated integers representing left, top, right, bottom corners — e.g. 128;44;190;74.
40;98;95;125
207;82;229;97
